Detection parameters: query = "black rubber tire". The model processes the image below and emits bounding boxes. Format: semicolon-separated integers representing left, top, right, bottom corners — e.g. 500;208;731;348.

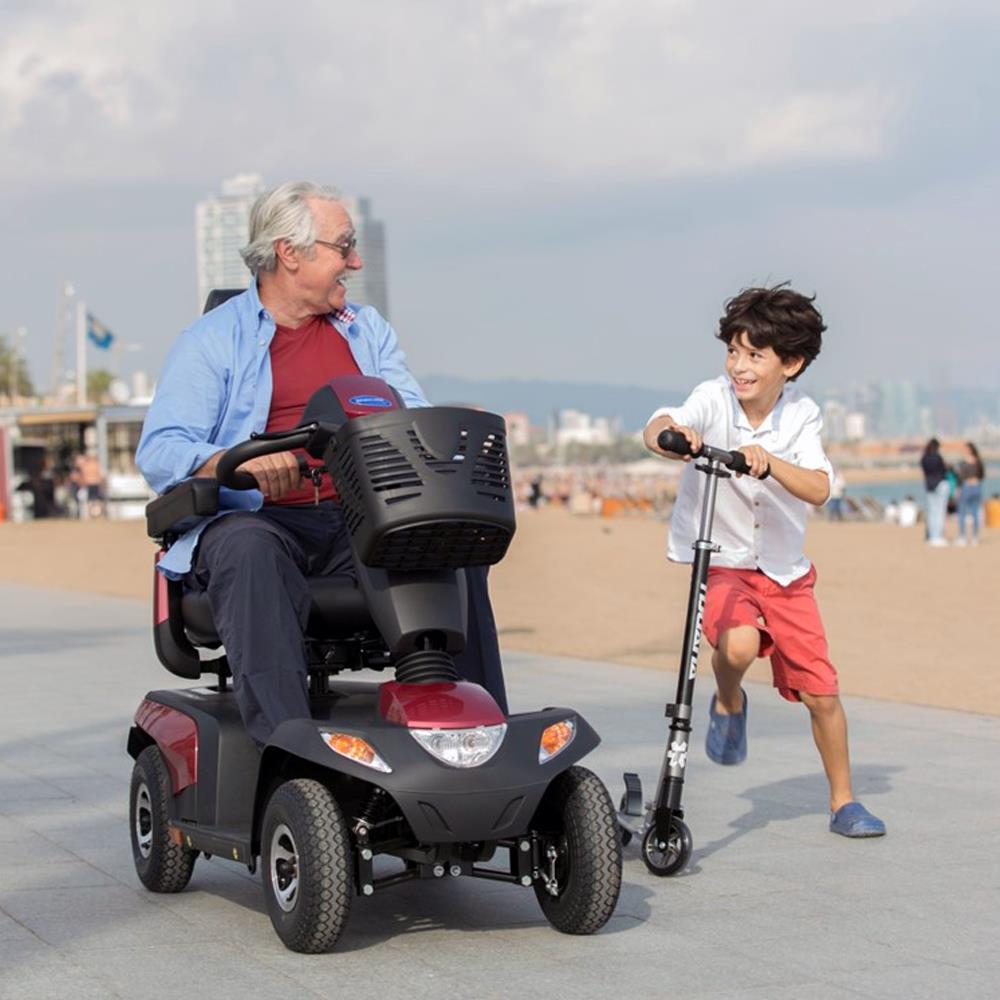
641;816;693;877
534;766;623;934
260;779;353;954
129;745;197;893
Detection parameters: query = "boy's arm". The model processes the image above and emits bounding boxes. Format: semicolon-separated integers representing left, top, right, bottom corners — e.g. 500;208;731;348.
737;446;830;505
736;402;832;506
643;413;703;459
643;385;714;459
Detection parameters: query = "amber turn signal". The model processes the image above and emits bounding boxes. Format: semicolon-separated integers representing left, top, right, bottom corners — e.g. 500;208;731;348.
539;718;576;763
321;731;392;773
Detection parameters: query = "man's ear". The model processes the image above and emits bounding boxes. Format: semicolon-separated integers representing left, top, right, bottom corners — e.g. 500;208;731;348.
784;356;805;379
273;238;299;271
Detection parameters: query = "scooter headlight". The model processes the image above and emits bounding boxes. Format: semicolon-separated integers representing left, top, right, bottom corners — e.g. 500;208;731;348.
320;731;392;773
539;718;576;763
410;724;507;768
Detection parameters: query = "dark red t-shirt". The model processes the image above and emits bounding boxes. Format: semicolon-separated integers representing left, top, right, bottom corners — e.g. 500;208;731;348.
264;315;361;504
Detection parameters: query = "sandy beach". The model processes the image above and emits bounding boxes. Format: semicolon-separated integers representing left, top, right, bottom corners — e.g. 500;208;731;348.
1;511;997;716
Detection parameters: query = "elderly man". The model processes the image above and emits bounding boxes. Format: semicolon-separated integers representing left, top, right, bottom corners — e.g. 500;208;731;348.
137;181;506;745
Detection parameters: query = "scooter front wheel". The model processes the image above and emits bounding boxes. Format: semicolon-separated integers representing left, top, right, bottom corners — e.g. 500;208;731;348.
534;766;623;934
261;778;354;953
641;816;692;877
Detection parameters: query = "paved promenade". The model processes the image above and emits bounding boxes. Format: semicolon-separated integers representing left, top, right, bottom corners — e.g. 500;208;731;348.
1;581;998;1000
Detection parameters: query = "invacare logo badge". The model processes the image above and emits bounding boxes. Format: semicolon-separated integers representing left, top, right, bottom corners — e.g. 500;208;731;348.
349;395;393;408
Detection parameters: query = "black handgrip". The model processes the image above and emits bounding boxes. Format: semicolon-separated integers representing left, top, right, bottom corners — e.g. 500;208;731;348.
657;428;769;479
728;450;751;476
216;429;313;490
657;429;695;456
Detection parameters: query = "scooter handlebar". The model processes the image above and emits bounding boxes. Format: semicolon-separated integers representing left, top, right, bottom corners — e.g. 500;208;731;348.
216;428;314;490
656;429;765;479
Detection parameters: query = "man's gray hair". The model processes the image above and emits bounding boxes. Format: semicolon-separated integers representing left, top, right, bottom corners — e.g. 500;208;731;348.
240;181;341;274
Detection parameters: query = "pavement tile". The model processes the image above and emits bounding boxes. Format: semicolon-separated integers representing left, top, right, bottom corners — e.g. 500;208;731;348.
0;884;216;950
0;859;119;892
69;943;324;1000
826;962;999;1000
0;946;115;1000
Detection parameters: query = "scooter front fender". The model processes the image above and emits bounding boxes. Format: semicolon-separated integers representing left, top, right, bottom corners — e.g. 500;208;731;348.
264;707;599;843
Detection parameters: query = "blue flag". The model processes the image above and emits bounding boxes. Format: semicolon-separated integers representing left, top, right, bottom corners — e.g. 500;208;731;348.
86;312;114;350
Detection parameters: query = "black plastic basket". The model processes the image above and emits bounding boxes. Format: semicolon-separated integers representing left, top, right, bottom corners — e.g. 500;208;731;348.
325;407;516;570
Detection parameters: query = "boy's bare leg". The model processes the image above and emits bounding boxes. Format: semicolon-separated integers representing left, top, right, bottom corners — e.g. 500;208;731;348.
798;692;854;811
711;626;760;713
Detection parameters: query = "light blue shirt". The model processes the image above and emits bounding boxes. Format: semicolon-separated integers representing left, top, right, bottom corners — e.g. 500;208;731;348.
136;280;429;579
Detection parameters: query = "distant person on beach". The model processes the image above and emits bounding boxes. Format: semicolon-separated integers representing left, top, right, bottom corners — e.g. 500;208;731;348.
528;474;543;508
70;449;106;519
920;438;949;546
828;470;846;521
644;283;885;839
898;495;919;528
954;441;984;546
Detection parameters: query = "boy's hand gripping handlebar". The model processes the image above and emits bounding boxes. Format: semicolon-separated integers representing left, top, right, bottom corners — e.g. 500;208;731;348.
657;429;770;480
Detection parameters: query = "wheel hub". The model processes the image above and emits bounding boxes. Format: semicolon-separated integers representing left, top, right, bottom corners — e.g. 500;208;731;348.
269;823;300;913
134;783;153;859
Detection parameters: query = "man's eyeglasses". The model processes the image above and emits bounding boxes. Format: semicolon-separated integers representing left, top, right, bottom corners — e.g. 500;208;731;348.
314;235;358;259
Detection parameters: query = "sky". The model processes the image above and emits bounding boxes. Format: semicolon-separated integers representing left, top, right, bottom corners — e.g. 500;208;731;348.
1;0;999;398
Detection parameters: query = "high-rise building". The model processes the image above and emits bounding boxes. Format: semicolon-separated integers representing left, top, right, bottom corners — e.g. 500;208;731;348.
195;179;390;319
194;173;266;311
340;196;390;319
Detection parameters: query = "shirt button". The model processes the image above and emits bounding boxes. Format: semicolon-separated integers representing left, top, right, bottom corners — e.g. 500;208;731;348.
754;522;760;528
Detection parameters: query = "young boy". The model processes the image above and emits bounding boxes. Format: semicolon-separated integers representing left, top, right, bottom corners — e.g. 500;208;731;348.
644;284;885;838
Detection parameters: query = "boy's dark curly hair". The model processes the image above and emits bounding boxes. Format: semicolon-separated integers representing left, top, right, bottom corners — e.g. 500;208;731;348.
716;283;825;380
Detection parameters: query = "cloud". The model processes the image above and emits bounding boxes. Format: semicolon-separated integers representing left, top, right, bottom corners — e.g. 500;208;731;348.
0;0;915;190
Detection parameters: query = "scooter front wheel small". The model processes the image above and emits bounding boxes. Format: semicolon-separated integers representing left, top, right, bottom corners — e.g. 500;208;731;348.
261;778;353;953
641;817;692;877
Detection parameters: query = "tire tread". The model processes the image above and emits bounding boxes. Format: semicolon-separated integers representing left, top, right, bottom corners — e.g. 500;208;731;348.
535;765;622;934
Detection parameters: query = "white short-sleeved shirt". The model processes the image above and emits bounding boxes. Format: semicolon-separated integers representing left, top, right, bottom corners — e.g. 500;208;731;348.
649;376;834;586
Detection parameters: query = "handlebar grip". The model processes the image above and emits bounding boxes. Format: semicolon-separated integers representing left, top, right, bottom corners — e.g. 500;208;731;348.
215;432;313;491
728;450;751;476
658;429;771;480
657;429;696;457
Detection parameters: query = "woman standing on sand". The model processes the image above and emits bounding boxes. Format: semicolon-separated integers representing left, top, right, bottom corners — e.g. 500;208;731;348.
955;442;985;546
920;438;949;546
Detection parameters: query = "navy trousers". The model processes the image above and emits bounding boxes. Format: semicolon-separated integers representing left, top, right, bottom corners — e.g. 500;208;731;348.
186;502;508;745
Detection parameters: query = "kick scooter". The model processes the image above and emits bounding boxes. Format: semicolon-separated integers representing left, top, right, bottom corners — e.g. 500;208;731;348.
618;428;764;876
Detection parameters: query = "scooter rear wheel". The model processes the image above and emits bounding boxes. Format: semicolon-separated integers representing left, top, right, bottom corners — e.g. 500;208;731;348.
130;746;197;893
641;816;692;877
534;766;622;934
261;779;354;953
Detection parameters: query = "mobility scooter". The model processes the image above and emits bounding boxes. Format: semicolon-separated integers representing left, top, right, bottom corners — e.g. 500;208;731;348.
618;429;760;876
127;354;622;951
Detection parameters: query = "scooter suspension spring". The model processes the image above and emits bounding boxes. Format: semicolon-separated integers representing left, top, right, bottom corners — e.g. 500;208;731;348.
394;649;460;685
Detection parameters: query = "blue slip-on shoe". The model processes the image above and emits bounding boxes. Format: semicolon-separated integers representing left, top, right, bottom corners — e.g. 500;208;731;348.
829;802;886;838
705;690;748;765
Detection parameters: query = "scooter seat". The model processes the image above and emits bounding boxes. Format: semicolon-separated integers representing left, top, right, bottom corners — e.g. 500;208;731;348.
181;575;377;647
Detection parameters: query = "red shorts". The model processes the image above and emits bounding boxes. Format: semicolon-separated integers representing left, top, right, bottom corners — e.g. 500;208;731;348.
702;565;839;703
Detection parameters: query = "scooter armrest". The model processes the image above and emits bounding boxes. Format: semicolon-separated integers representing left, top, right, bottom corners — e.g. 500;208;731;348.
145;478;220;540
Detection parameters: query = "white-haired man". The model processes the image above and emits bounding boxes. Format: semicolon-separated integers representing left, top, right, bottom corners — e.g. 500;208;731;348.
137;182;506;745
